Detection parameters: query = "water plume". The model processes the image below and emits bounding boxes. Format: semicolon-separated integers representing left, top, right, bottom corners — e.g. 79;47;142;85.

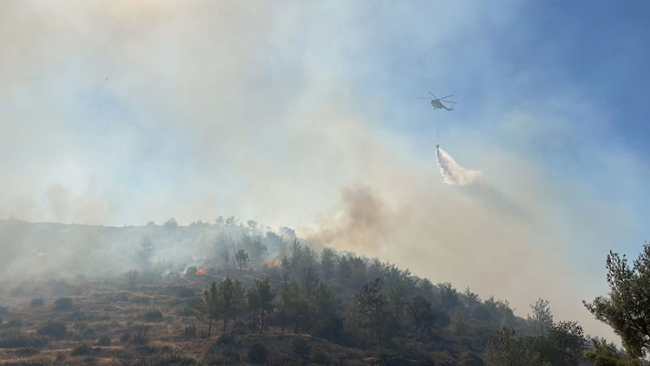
436;145;481;186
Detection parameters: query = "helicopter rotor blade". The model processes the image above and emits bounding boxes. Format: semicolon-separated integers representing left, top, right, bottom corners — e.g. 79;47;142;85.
429;91;438;99
440;94;454;100
442;101;457;104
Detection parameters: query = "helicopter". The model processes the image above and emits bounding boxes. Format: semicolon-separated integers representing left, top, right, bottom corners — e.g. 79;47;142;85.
421;92;456;111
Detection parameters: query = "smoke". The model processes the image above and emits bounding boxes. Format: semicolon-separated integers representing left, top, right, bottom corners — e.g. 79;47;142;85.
436;146;482;186
0;0;639;343
308;186;393;252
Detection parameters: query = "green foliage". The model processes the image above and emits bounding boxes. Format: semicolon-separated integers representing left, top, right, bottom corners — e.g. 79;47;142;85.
406;295;435;340
585;243;650;358
528;298;553;336
177;286;195;298
530;321;586;366
54;297;73;311
143;309;163;322
6;317;23;328
37;321;67;339
183;325;197;338
380;350;411;366
311;346;331;365
130;325;150;345
97;334;111;346
216;333;237;347
71;342;93;356
320;248;337;281
0;331;48;348
459;351;484;366
292;337;310;363
235;249;249;271
583;339;641;366
248;343;268;364
484;328;549;366
350;278;394;345
255;277;276;334
439;282;459;310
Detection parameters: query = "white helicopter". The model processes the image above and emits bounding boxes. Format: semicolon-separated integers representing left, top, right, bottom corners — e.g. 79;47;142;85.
421;92;457;111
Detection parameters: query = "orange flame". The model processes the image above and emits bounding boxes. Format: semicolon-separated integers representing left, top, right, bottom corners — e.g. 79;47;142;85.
195;268;207;275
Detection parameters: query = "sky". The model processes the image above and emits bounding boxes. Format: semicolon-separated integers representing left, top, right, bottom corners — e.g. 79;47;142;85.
1;0;650;342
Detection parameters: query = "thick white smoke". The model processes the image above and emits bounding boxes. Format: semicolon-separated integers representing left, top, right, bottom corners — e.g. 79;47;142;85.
436;145;482;186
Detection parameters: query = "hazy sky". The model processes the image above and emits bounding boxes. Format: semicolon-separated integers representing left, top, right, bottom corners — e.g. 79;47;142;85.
2;1;649;341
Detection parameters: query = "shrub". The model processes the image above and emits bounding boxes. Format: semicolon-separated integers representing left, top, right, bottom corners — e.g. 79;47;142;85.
73;321;88;331
311;346;332;365
178;287;195;298
97;334;111;346
54;297;73;311
16;346;39;356
292;337;310;363
0;331;48;348
143;310;163;322
131;325;149;345
183;325;196;338
71;343;93;356
380;350;411;366
6;318;23;328
222;349;241;364
130;296;150;305
37;321;67;339
216;333;237;347
160;348;197;366
120;333;131;344
248;343;268;365
30;298;45;307
458;351;484;366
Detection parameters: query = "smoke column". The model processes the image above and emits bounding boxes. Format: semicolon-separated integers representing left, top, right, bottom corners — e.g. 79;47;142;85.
436;146;481;186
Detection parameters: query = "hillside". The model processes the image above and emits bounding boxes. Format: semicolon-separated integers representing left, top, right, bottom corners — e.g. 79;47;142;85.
0;220;634;365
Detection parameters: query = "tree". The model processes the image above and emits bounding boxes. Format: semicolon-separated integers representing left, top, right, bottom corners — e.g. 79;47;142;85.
406;295;434;340
320;248;337;281
387;283;407;323
584;244;650;358
301;266;320;299
219;247;230;269
235;249;249;271
137;236;154;271
277;282;296;334
528;298;553;336
529;321;586;366
244;237;267;268
232;279;246;324
218;276;235;334
126;269;139;289
289;293;311;334
484;328;549;366
290;239;304;272
255;278;276;334
246;287;260;332
439;282;459;310
164;218;178;230
583;339;641;366
459;351;485;366
352;278;392;345
195;281;220;339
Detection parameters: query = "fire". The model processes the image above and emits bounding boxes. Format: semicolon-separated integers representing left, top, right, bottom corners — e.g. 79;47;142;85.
266;259;281;269
195;268;207;275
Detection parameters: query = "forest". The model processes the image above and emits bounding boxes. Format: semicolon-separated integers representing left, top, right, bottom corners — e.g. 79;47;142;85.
0;218;648;366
